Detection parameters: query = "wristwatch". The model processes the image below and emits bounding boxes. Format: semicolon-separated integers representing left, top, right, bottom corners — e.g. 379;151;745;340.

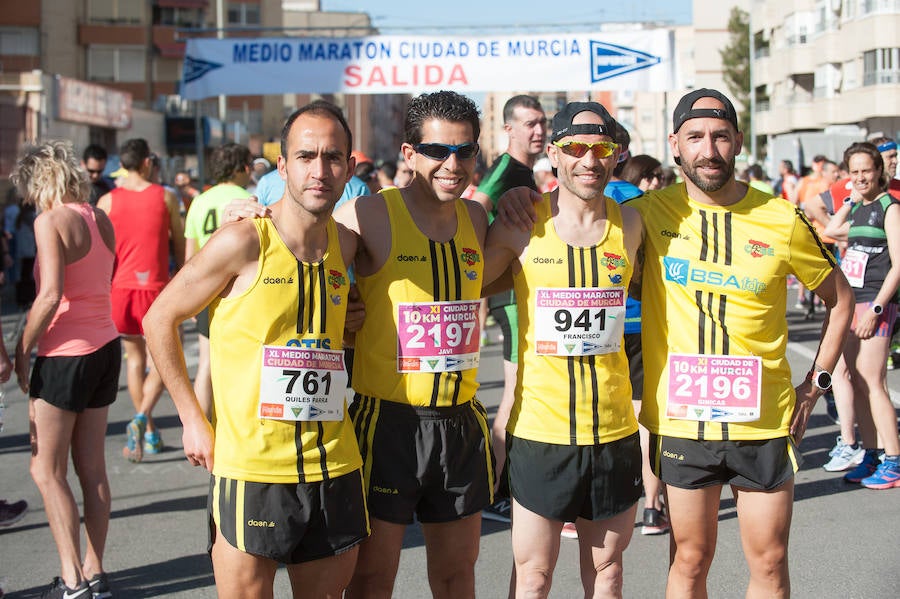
807;367;833;392
871;303;884;315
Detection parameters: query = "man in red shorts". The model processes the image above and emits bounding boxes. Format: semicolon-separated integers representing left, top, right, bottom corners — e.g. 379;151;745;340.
98;138;184;462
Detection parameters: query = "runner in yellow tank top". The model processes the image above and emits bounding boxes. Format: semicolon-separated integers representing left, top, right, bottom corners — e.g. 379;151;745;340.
337;91;493;599
484;101;644;597
145;102;369;598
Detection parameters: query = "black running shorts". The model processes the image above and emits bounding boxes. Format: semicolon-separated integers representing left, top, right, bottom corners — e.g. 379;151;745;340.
195;305;210;338
350;396;495;524
507;432;642;522
29;338;121;412
649;434;801;491
208;470;369;564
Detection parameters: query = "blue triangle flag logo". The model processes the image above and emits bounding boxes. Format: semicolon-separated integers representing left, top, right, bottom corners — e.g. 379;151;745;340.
183;55;223;83
590;41;661;83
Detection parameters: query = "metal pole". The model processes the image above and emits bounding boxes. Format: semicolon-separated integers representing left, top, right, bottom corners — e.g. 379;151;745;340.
195;101;205;188
217;0;226;122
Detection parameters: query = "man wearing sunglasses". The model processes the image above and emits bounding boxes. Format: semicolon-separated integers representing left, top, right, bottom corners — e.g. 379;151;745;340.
483;101;644;597
338;91;494;599
81;144;114;206
471;94;547;525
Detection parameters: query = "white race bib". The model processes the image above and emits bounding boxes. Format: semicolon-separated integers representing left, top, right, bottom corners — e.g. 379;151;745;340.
840;248;869;288
258;346;348;421
533;287;626;356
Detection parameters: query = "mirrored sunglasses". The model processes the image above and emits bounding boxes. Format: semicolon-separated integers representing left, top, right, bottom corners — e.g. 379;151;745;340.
414;143;480;161
552;140;618;159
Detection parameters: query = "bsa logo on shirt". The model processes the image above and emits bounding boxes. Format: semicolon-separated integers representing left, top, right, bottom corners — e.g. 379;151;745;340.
327;269;346;289
745;239;774;258
663;257;689;286
460;247;481;266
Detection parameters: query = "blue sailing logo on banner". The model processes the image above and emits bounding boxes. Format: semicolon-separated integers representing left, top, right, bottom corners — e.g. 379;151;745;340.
183;55;223;83
589;41;660;83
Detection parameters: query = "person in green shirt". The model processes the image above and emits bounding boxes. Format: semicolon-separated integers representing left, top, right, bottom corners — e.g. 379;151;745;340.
184;143;253;416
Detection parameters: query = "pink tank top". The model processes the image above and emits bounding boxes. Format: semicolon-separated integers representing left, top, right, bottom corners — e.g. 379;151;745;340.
108;184;170;290
37;203;120;357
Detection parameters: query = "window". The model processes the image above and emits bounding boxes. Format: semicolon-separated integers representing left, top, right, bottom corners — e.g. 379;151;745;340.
153;7;205;28
863;47;900;85
89;0;143;24
88;46;146;82
0;27;39;56
227;3;260;26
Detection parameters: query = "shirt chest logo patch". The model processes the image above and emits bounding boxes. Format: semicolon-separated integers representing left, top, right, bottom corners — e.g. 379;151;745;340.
745;239;774;258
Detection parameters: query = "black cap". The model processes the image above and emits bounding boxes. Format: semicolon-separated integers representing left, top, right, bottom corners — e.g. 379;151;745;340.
550;102;617;144
672;88;739;133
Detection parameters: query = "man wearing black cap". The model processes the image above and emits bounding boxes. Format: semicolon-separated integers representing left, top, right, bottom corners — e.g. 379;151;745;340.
484;101;644;597
629;88;854;596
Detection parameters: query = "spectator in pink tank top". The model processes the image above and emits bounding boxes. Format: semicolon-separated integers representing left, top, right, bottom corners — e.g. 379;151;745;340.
11;140;121;598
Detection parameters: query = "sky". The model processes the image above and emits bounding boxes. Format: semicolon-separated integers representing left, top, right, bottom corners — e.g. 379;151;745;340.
320;0;692;32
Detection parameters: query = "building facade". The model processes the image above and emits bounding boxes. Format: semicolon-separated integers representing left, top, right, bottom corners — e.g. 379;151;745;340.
0;0;408;186
751;0;900;168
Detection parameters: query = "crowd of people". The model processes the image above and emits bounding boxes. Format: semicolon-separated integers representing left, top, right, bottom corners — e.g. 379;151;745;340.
1;86;897;599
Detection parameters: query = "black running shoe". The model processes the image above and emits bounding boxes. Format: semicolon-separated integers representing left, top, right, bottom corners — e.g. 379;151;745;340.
41;577;90;599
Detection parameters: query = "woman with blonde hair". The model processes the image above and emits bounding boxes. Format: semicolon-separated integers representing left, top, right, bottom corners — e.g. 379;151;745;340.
11;140;120;598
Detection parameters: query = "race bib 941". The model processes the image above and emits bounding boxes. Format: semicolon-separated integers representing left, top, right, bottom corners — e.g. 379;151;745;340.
533;287;626;356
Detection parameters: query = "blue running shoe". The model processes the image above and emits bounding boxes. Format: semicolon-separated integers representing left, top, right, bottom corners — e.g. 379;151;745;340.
844;450;878;483
143;430;163;455
861;458;900;490
123;414;147;463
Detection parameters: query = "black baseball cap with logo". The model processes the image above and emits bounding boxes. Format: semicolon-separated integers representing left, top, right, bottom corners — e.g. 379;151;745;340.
550;101;618;143
672;88;739;134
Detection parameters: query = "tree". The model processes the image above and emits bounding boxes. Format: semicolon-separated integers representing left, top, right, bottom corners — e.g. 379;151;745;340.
720;7;751;135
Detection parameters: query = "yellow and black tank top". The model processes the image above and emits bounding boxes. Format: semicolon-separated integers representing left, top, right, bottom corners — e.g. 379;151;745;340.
353;187;483;407
509;193;638;445
208;217;361;483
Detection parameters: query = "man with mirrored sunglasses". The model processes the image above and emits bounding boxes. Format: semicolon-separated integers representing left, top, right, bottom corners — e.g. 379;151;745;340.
471;95;547;527
482;100;644;597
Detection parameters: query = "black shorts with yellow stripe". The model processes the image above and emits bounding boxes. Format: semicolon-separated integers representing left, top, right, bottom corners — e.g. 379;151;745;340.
649;434;802;491
208;470;369;564
350;395;495;524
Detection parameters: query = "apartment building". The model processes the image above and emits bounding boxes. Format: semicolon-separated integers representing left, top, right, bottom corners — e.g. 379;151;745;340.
0;1;408;184
751;0;900;166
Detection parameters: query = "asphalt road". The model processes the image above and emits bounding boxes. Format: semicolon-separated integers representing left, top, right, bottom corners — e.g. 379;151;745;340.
1;307;899;598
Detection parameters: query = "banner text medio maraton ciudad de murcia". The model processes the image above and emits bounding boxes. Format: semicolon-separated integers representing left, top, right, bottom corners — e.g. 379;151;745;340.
181;31;675;99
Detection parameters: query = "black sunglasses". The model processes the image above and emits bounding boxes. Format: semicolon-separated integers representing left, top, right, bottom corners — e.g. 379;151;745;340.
85;168;104;175
414;143;480;161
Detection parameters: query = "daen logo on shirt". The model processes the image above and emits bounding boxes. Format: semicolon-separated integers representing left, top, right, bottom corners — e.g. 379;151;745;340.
263;276;294;284
397;254;428;262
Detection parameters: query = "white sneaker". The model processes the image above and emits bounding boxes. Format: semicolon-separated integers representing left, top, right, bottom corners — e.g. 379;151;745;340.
823;436;865;472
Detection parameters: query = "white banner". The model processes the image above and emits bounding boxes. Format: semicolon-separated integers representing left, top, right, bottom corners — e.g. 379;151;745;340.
182;31;675;99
